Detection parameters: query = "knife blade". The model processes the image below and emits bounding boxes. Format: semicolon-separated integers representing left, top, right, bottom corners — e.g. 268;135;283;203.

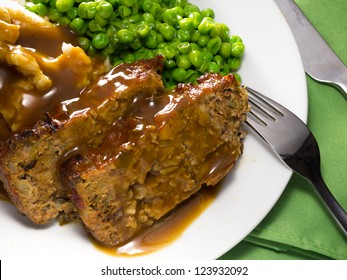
274;0;347;99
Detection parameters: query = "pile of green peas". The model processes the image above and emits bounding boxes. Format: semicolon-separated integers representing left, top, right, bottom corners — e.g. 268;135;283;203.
25;0;245;87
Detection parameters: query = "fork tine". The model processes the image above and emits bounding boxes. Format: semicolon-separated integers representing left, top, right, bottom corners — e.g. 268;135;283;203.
246;87;285;118
245;87;285;129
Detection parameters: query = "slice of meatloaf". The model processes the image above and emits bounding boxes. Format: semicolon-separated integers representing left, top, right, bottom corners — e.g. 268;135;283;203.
0;57;164;224
60;73;249;247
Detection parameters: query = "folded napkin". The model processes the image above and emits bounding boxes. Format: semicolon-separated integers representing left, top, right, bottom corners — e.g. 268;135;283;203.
220;0;347;260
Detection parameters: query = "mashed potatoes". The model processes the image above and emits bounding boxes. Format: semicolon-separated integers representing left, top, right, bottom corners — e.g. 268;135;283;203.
0;0;109;133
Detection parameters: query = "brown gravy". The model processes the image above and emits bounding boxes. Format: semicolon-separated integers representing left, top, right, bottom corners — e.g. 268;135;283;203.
93;185;220;257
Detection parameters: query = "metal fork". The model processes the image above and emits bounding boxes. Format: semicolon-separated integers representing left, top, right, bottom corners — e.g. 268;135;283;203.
245;87;347;236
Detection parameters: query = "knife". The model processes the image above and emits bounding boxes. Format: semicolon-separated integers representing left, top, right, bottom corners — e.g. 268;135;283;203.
274;0;347;99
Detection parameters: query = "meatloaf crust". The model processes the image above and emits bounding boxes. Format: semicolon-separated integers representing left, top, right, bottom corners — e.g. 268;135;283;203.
60;73;249;246
0;57;164;224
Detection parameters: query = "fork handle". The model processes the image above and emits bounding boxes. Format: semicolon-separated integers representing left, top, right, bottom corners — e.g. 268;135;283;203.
310;174;347;237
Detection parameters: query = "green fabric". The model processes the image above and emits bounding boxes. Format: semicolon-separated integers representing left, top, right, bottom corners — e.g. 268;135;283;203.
220;0;347;260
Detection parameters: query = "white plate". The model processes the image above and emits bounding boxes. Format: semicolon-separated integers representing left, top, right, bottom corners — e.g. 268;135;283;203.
0;0;307;261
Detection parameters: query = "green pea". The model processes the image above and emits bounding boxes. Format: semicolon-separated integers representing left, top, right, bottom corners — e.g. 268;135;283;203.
96;1;114;19
145;30;160;49
201;8;214;18
202;50;213;62
127;14;142;24
142;12;156;24
183;4;200;17
210;23;229;42
157;32;164;45
118;29;135;44
137;21;150;38
207;36;222;55
163;45;176;59
188;12;202;28
92;33;109;49
134;50;146;60
208;61;220;73
26;3;48;17
47;8;62;22
87;43;97;56
170;37;182;47
188;50;203;68
144;49;155;59
120;0;136;8
108;30;119;46
162;8;178;26
229;35;243;44
219;42;232;58
177;42;192;54
130;38;142;50
173;0;188;8
213;54;223;66
157;42;167;49
197;60;208;73
228;57;241;70
88;20;106;33
176;29;191;42
171;6;184;17
57;16;71;26
78;2;97;19
94;14;108;26
185;69;200;83
104;44;116;55
67;7;78;20
222;60;230;73
190;30;200;43
56;0;74;13
70;17;88;35
197;34;210;48
172;68;186;82
165;59;177;69
78;37;90;52
155;48;167;59
231;41;245;57
198;17;215;35
132;1;140;14
143;0;161;17
176;55;192;69
179;18;195;31
123;53;136;63
190;43;200;50
158;23;176;41
119;6;132;19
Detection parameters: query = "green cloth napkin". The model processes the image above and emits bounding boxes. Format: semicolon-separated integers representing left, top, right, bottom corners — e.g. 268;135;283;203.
220;0;347;260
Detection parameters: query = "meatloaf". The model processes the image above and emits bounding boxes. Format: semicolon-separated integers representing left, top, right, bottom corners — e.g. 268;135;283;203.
60;73;249;246
0;57;164;224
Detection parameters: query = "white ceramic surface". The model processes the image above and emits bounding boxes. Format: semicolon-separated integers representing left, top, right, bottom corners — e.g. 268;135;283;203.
0;0;307;260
